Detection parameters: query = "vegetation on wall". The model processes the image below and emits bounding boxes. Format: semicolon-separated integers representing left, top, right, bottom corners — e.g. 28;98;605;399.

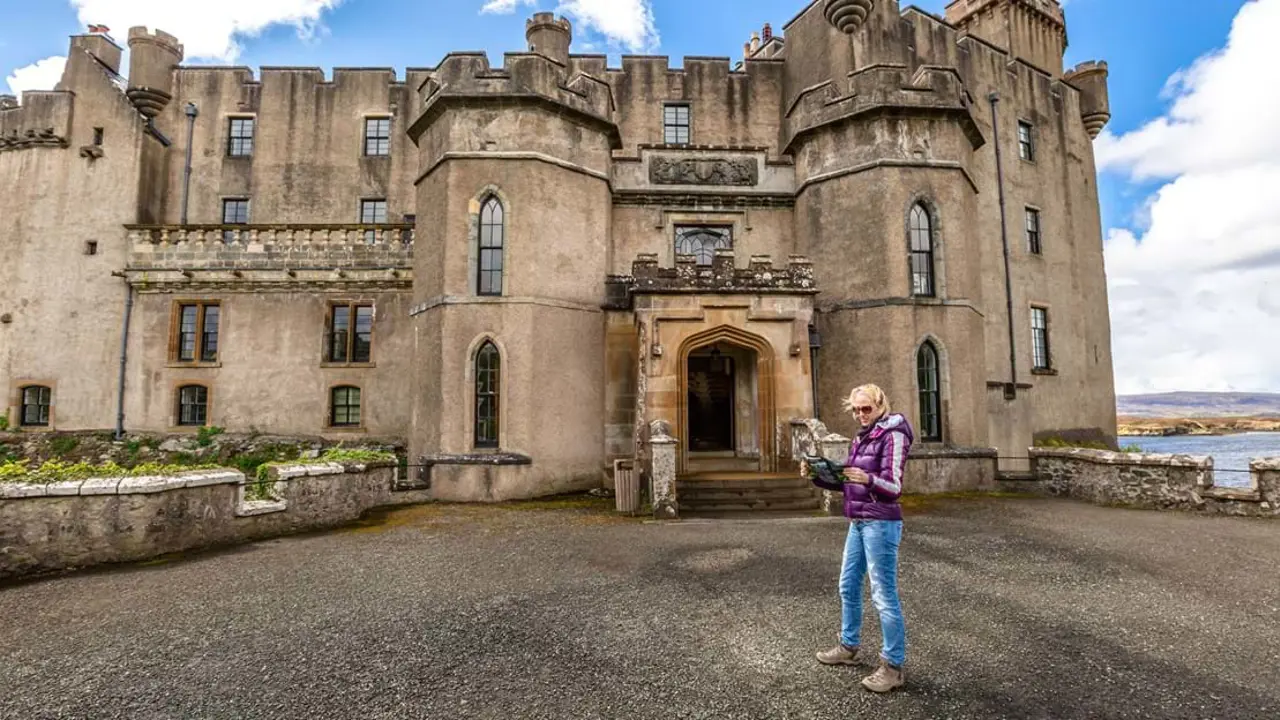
0;413;8;432
0;459;222;485
1035;436;1144;453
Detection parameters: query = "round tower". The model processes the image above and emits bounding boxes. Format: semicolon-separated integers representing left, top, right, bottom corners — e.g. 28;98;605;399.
126;27;183;118
1065;61;1112;139
526;13;572;65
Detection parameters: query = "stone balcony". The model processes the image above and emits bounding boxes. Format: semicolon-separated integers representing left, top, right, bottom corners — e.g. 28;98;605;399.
605;249;817;309
124;224;414;291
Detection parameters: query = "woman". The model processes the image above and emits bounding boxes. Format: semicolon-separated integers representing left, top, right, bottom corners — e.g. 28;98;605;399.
806;384;913;693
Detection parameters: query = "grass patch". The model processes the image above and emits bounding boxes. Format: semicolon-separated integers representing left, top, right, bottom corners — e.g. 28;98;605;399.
0;459;222;485
48;435;80;456
0;413;8;432
195;425;225;447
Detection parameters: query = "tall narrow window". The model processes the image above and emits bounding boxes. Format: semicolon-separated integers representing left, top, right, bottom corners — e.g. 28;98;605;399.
1025;208;1042;255
1017;121;1035;162
174;302;221;363
364;117;390;156
474;341;501;448
917;343;942;442
401;214;416;244
478;197;504;296
222;198;249;242
1031;307;1051;371
674;226;732;266
360;199;388;244
329;303;374;363
330;386;362;427
228;117;254;157
177;385;208;426
663;104;690;144
909;204;935;297
20;385;51;427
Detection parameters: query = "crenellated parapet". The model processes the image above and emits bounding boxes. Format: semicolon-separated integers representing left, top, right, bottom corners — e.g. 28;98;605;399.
409;50;617;146
1065;60;1111;139
606;250;817;308
784;63;985;152
126;27;183;118
0;92;72;153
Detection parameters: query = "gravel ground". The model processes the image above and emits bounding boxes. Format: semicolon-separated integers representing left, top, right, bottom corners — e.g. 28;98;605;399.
1;496;1278;720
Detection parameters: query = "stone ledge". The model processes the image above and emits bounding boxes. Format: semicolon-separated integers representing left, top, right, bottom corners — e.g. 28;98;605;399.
1251;457;1280;471
1202;486;1262;503
1030;447;1212;469
235;499;289;517
909;446;998;460
419;453;533;467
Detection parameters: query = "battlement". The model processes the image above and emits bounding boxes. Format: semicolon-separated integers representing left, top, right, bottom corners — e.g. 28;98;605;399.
1068;60;1108;76
526;12;571;34
0;91;72;153
784;63;984;152
411;51;616;145
946;0;1063;28
127;26;183;56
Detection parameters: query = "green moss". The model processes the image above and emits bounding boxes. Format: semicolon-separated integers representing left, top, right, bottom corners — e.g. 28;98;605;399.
1034;436;1113;451
0;459;222;485
318;448;397;464
48;434;80;456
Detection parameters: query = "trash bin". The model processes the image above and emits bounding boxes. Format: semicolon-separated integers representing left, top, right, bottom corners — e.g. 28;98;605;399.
614;459;639;514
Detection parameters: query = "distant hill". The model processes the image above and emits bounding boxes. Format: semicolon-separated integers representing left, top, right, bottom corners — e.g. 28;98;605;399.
1118;392;1280;418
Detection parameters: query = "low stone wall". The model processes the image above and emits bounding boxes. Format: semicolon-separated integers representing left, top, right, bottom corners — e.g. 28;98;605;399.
1031;448;1280;517
906;447;998;494
0;461;430;581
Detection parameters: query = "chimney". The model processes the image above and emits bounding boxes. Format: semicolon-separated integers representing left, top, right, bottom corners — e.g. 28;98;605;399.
763;23;773;42
750;31;760;54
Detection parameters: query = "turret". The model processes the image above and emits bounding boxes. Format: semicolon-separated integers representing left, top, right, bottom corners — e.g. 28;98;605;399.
1065;61;1111;139
946;0;1067;76
126;27;183;118
823;0;875;34
525;12;572;65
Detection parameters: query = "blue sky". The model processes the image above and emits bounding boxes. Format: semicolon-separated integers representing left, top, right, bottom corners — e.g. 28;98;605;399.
3;1;1277;393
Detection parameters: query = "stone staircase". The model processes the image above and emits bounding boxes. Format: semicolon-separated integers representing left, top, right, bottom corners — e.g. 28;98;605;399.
678;471;824;515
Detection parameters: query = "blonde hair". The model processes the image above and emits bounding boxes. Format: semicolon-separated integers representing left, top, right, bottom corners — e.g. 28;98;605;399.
842;384;890;417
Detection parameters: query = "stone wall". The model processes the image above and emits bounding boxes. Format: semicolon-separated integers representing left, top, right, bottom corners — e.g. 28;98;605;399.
1031;448;1280;518
907;447;998;494
0;461;429;581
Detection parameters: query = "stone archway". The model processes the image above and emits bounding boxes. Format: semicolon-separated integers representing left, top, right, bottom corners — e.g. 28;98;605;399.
676;325;777;475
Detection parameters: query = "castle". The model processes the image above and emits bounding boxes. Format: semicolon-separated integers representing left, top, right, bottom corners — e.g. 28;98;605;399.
0;0;1117;503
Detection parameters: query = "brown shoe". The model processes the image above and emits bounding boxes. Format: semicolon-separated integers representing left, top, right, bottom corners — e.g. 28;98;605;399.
861;660;905;692
815;644;860;666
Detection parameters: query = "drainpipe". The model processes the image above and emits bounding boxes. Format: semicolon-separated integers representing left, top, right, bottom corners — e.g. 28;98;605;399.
989;91;1018;397
808;323;822;419
113;274;134;440
180;102;198;225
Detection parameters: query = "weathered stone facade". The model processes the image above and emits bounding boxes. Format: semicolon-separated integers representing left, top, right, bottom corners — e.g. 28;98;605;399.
0;1;1117;502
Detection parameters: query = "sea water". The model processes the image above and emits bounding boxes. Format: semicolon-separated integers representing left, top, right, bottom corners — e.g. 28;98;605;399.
1120;432;1280;488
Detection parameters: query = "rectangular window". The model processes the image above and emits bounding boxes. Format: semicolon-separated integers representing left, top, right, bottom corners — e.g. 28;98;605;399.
364;117;390;156
1018;121;1035;162
174;301;221;363
20;386;52;427
228;117;254;157
402;214;416;244
1031;307;1051;371
1025;208;1042;255
361;199;388;244
330;386;362;427
663;104;690;145
329;304;374;363
177;385;208;426
222;198;249;242
93;127;104;146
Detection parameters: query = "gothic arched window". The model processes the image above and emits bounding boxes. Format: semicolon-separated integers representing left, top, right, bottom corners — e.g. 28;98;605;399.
675;226;732;266
478;197;504;296
474;341;501;448
909;204;935;297
917;342;942;442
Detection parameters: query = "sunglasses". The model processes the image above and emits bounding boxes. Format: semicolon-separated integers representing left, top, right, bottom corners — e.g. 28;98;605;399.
853;405;876;414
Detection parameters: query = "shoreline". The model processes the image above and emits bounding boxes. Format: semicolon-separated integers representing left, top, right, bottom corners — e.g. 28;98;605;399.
1117;416;1280;438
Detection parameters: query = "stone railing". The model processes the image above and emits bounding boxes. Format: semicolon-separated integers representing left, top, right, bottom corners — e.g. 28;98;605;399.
126;224;414;271
607;250;816;309
1031;448;1280;518
0;460;429;581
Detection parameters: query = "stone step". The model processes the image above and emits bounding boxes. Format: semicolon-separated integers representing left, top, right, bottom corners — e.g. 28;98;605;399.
679;475;813;492
679;486;820;503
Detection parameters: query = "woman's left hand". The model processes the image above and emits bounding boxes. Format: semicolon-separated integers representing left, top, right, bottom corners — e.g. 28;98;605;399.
842;468;870;485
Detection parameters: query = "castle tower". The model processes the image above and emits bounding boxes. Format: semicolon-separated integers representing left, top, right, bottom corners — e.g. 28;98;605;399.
1065;61;1112;139
125;27;184;118
525;13;572;65
945;0;1067;76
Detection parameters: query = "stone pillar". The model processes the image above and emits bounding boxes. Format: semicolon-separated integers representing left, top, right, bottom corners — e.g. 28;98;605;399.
819;433;852;516
650;420;679;519
1252;458;1280;513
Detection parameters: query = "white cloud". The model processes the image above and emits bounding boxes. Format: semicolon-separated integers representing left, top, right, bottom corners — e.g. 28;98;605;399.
5;56;68;99
68;0;345;62
479;0;659;53
1099;0;1280;393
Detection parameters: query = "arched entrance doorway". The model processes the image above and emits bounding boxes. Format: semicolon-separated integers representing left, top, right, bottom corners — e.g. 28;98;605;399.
677;325;777;475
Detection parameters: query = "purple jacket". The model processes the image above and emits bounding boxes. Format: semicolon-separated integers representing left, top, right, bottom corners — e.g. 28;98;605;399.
811;413;914;521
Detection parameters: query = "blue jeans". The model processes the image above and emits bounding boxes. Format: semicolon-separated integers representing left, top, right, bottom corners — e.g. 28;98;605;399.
839;519;906;666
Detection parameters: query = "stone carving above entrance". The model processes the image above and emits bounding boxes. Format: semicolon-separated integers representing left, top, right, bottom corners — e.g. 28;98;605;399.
649;157;759;186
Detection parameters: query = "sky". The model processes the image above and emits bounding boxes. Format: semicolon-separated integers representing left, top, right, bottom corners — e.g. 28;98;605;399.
1;0;1275;396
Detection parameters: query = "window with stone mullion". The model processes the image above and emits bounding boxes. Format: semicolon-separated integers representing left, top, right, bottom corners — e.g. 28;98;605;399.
909;204;935;297
917;343;942;442
478;198;504;296
21;386;51;426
